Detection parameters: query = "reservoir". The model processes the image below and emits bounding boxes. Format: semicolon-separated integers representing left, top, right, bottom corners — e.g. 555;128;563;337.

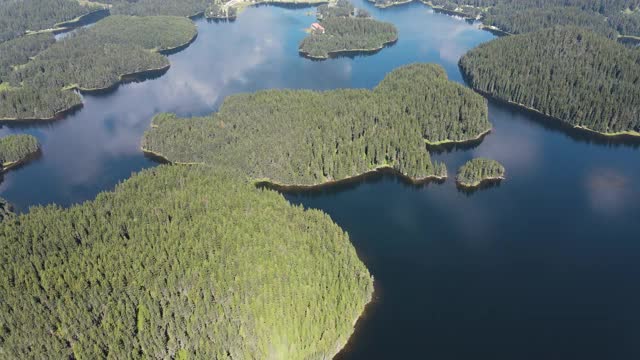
1;1;639;358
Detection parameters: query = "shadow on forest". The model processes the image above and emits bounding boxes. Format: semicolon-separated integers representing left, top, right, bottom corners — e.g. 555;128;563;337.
455;178;503;196
257;167;445;199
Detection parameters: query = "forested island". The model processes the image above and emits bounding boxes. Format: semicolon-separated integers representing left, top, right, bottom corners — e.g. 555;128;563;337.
299;0;397;59
143;64;489;186
456;158;505;188
0;134;40;171
0;164;373;359
459;27;640;136
0;16;197;121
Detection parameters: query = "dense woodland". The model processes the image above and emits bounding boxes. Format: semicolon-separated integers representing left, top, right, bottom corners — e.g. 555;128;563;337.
0;134;39;167
426;0;640;37
0;165;373;359
143;64;489;186
0;16;196;120
456;158;505;187
299;1;397;58
0;33;55;84
0;0;97;43
460;27;640;134
0;197;14;221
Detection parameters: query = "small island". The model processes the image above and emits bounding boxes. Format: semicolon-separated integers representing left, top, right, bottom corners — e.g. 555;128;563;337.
0;134;40;172
0;16;197;121
0;165;374;359
299;0;398;59
460;27;640;137
143;63;490;187
456;158;505;189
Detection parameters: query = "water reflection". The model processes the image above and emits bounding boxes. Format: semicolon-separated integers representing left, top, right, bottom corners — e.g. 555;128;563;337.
0;0;494;210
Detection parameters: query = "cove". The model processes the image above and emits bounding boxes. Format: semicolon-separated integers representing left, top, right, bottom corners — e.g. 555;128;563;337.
0;1;639;359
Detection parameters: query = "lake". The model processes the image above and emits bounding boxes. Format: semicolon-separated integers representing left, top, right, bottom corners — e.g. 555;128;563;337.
2;1;640;358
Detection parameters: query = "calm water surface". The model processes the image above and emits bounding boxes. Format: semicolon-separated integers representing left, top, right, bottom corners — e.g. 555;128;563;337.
2;1;639;359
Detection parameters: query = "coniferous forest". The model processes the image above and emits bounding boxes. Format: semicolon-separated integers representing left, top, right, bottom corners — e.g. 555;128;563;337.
456;158;505;187
0;165;374;359
459;27;640;135
0;197;13;221
299;1;397;58
426;0;640;37
143;64;489;186
0;0;97;43
0;134;40;169
97;0;210;17
0;16;197;120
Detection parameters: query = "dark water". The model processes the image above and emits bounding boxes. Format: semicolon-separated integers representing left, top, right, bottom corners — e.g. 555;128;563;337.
1;1;640;359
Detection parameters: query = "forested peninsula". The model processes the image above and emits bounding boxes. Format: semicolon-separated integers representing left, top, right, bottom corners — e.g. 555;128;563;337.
456;158;505;188
143;64;489;186
0;164;374;359
0;0;102;43
299;0;398;59
460;27;640;136
0;16;197;121
0;134;40;171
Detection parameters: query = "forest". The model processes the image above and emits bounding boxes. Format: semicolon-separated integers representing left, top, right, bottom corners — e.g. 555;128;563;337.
0;197;13;221
459;27;640;135
0;164;373;359
456;158;505;187
143;64;489;186
0;16;196;120
299;0;397;58
425;0;640;37
0;134;39;169
0;0;98;43
0;33;55;84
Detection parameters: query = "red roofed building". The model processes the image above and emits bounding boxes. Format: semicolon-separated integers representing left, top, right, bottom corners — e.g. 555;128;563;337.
311;22;325;34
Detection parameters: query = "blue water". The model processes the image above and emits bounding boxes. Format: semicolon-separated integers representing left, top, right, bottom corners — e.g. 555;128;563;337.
1;1;639;358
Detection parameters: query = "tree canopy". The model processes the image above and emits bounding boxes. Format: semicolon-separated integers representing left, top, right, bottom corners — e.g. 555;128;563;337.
143;64;490;186
0;164;373;359
0;0;97;43
459;27;640;135
456;157;505;187
0;16;197;120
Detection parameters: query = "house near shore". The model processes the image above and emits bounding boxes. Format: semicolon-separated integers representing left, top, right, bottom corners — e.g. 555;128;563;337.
311;22;325;34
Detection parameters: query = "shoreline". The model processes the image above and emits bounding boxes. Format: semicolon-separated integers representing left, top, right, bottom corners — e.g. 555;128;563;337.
206;0;328;20
71;63;171;94
424;127;492;146
456;175;504;189
1;148;42;173
25;9;110;37
0;103;83;123
158;32;199;55
460;77;640;140
254;165;447;191
299;37;398;60
329;278;376;359
0;64;171;122
369;0;413;9
141;147;447;189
